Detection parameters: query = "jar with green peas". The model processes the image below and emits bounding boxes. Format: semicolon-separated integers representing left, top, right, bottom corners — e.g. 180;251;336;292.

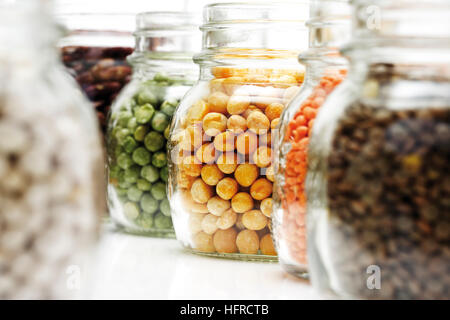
107;12;200;237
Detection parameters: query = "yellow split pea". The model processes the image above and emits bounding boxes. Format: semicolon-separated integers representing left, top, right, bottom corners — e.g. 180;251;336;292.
191;178;214;204
207;91;229;113
180;66;305;257
201;164;224;186
216;152;238;174
202;112;228;136
216;177;239;200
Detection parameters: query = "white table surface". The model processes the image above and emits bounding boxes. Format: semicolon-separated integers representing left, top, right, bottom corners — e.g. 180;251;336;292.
86;229;320;300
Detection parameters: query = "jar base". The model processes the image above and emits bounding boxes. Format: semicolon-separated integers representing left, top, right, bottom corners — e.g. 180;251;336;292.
281;263;309;279
185;247;278;262
114;223;176;239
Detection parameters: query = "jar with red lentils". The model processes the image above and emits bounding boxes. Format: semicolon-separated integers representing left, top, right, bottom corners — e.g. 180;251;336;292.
167;2;309;261
272;0;351;277
307;0;450;299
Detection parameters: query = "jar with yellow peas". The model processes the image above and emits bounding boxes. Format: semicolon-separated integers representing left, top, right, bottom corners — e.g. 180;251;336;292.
167;2;309;261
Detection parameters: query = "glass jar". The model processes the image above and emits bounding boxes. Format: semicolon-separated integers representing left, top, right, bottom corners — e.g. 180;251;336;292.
56;9;135;135
168;2;310;261
307;0;450;299
273;0;351;278
107;12;201;237
0;0;103;299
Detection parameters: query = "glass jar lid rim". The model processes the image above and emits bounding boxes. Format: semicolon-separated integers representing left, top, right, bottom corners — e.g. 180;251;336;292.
135;11;201;32
202;1;311;27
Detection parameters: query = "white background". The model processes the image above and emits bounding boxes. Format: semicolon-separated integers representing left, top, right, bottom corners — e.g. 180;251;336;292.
53;0;303;14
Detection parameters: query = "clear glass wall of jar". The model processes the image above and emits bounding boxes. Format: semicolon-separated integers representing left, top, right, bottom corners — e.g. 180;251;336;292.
107;12;201;238
168;2;310;261
273;0;351;278
307;0;450;299
56;9;135;135
0;0;103;299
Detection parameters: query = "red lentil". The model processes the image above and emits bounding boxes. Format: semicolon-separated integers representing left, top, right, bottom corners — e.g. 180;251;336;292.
282;69;346;265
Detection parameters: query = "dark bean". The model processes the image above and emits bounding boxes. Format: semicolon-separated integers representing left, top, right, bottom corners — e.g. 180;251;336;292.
61;46;133;134
326;103;449;299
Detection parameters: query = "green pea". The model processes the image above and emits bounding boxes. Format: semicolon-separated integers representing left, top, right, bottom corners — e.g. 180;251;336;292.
160;198;171;217
132;147;151;166
111;126;120;138
127;186;143;202
160;99;177;117
109;165;121;179
124;202;140;220
152;151;167;168
137;178;152;191
156;81;169;87
141;165;159;183
134;125;149;142
117;171;132;189
135;103;155;124
115;128;131;145
123;136;138;154
127;117;138;131
144;131;165;152
137;89;157;106
140;194;158;214
114;145;123;158
154;73;170;83
124;165;140;184
118;181;132;189
121;99;136;111
154;213;172;229
151;182;166;200
136;214;154;229
160;166;169;182
115;187;128;197
117;111;133;127
117;153;134;170
164;125;170;140
151;112;169;132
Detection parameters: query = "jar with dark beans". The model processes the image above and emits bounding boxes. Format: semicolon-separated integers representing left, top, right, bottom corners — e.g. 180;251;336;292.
107;12;200;237
56;11;136;135
306;0;450;300
322;103;450;299
61;46;133;133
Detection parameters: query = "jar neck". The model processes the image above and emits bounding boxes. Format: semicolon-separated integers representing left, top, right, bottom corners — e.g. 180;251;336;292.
345;0;450;81
195;2;310;73
353;0;450;41
55;13;135;48
0;1;60;73
307;0;351;50
127;12;201;82
308;20;351;50
299;48;348;82
130;56;199;83
346;45;450;81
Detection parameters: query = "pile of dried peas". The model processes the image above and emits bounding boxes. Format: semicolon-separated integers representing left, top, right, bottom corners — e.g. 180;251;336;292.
174;66;304;256
282;69;346;264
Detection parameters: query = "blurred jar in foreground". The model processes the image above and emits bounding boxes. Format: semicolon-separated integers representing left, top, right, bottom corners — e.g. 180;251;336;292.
56;8;135;135
168;2;309;261
0;0;103;299
307;0;450;299
273;0;350;278
107;12;201;237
